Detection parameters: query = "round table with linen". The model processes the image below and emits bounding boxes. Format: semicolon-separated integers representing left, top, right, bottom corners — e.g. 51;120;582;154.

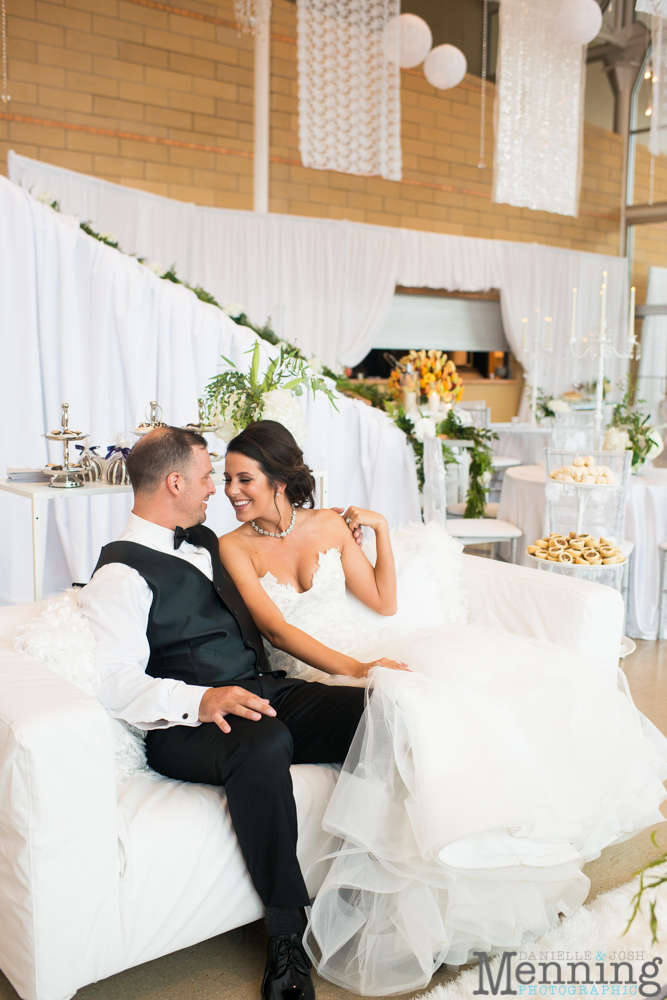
497;464;667;639
490;424;554;466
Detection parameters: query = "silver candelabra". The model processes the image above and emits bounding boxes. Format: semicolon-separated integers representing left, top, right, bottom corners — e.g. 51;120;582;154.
521;309;553;427
568;273;639;448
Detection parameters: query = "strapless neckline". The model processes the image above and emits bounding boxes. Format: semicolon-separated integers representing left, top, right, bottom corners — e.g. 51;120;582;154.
259;547;340;596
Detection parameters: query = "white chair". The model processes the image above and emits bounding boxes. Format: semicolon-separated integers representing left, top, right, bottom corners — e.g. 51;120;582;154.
443;443;516;522
449;409;520;510
446;517;522;563
424;438;522;562
312;469;328;508
551;411;596;453
456;402;491;431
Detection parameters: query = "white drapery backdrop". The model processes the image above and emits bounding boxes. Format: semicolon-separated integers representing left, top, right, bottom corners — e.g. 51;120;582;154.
8;152;630;400
0;177;420;606
637;266;667;425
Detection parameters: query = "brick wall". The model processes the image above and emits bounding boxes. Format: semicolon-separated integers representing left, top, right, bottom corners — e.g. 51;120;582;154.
1;0;666;307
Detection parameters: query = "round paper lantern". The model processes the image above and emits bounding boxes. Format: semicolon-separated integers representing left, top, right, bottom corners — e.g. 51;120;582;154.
398;13;432;69
424;44;467;90
554;0;602;46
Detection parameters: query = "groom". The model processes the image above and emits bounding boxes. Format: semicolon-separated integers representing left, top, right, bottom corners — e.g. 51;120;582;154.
79;425;366;1000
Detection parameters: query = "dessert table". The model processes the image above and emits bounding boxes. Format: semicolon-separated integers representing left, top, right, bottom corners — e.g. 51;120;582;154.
490;424;553;466
497;464;667;639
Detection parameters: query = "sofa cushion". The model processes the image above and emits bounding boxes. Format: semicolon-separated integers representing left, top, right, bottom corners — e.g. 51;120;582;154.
113;764;340;973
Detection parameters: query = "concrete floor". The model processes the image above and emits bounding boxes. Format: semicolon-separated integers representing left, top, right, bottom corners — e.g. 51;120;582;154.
2;640;666;1000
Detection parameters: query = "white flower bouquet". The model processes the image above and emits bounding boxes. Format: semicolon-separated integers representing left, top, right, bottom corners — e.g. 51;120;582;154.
205;341;336;446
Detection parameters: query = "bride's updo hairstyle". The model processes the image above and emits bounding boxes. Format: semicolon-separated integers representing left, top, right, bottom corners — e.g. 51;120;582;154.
226;420;316;508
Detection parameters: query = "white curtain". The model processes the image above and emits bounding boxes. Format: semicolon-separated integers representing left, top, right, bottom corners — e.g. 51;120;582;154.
637;266;667;425
398;230;629;416
0;177;420;606
8;152;629;391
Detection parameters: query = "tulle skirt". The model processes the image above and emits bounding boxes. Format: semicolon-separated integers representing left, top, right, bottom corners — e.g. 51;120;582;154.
303;624;667;996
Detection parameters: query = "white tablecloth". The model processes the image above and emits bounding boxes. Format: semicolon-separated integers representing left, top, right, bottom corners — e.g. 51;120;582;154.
491;424;554;466
496;465;548;569
497;464;667;639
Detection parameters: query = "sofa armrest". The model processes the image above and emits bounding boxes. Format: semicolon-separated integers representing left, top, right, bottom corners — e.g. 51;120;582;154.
461;554;624;668
0;647;120;1000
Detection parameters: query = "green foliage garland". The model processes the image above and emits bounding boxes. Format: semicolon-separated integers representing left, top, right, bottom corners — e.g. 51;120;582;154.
436;410;498;519
39;194;494;514
609;379;658;470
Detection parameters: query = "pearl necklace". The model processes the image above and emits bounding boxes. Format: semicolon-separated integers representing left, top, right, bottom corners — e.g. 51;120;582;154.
251;507;297;538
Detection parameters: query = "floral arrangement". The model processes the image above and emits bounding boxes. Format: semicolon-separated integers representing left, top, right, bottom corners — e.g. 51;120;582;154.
603;381;664;470
387;350;464;405
204;341;337;447
535;388;571;422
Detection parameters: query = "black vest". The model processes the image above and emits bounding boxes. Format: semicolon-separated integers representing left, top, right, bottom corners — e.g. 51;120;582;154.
94;525;269;687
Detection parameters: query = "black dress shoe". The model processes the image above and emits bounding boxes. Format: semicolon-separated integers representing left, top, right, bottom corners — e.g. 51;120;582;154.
261;933;315;1000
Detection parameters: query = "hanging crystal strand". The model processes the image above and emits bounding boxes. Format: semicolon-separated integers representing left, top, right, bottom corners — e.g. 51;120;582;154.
234;0;271;34
649;153;656;205
1;0;10;104
478;0;488;170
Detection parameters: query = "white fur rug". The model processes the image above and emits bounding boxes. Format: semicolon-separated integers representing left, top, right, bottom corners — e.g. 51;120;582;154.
417;864;667;1000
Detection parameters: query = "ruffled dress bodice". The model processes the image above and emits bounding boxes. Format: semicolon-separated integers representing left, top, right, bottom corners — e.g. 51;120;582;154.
260;548;373;683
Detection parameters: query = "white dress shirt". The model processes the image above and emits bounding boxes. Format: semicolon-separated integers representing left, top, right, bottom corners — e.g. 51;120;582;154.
78;512;213;730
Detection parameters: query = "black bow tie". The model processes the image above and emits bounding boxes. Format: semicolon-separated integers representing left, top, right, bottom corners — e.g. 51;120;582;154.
174;525;198;549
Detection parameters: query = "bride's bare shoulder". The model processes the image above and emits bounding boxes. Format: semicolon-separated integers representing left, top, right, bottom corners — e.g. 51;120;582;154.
218;523;252;555
303;507;349;539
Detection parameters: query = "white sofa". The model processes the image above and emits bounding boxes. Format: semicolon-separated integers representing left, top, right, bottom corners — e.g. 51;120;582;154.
0;556;624;1000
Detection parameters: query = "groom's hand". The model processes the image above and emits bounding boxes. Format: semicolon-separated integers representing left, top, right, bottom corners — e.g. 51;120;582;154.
199;686;277;733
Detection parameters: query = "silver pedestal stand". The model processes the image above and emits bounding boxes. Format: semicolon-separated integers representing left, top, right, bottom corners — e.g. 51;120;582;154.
44;404;88;489
133;401;168;437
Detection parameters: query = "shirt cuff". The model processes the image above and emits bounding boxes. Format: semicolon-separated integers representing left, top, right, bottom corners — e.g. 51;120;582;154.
169;683;211;727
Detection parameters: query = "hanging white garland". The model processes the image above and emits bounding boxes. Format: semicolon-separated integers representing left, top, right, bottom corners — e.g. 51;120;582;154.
1;0;10;103
642;7;667;160
297;0;402;181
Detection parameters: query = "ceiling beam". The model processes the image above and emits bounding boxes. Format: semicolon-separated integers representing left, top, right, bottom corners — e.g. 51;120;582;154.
625;202;667;225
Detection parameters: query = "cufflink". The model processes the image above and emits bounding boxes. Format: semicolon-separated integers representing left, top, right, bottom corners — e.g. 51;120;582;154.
182;713;189;719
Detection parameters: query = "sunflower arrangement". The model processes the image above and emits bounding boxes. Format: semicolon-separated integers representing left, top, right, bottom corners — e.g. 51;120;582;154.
387;350;464;405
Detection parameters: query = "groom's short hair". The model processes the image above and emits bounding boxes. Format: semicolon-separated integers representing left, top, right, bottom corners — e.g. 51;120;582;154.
126;426;208;494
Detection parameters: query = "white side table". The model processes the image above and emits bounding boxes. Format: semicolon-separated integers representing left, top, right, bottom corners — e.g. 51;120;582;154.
0;469;329;602
0;475;224;601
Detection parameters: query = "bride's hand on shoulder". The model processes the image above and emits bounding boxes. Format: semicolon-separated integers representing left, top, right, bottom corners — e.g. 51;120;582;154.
354;657;411;678
331;506;388;545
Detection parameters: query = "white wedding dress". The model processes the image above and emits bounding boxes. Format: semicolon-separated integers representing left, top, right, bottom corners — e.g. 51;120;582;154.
259;525;667;997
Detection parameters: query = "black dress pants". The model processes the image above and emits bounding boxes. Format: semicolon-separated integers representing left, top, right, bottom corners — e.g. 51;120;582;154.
145;675;365;909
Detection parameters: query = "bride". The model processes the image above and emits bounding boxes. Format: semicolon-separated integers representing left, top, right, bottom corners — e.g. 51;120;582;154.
219;420;667;997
